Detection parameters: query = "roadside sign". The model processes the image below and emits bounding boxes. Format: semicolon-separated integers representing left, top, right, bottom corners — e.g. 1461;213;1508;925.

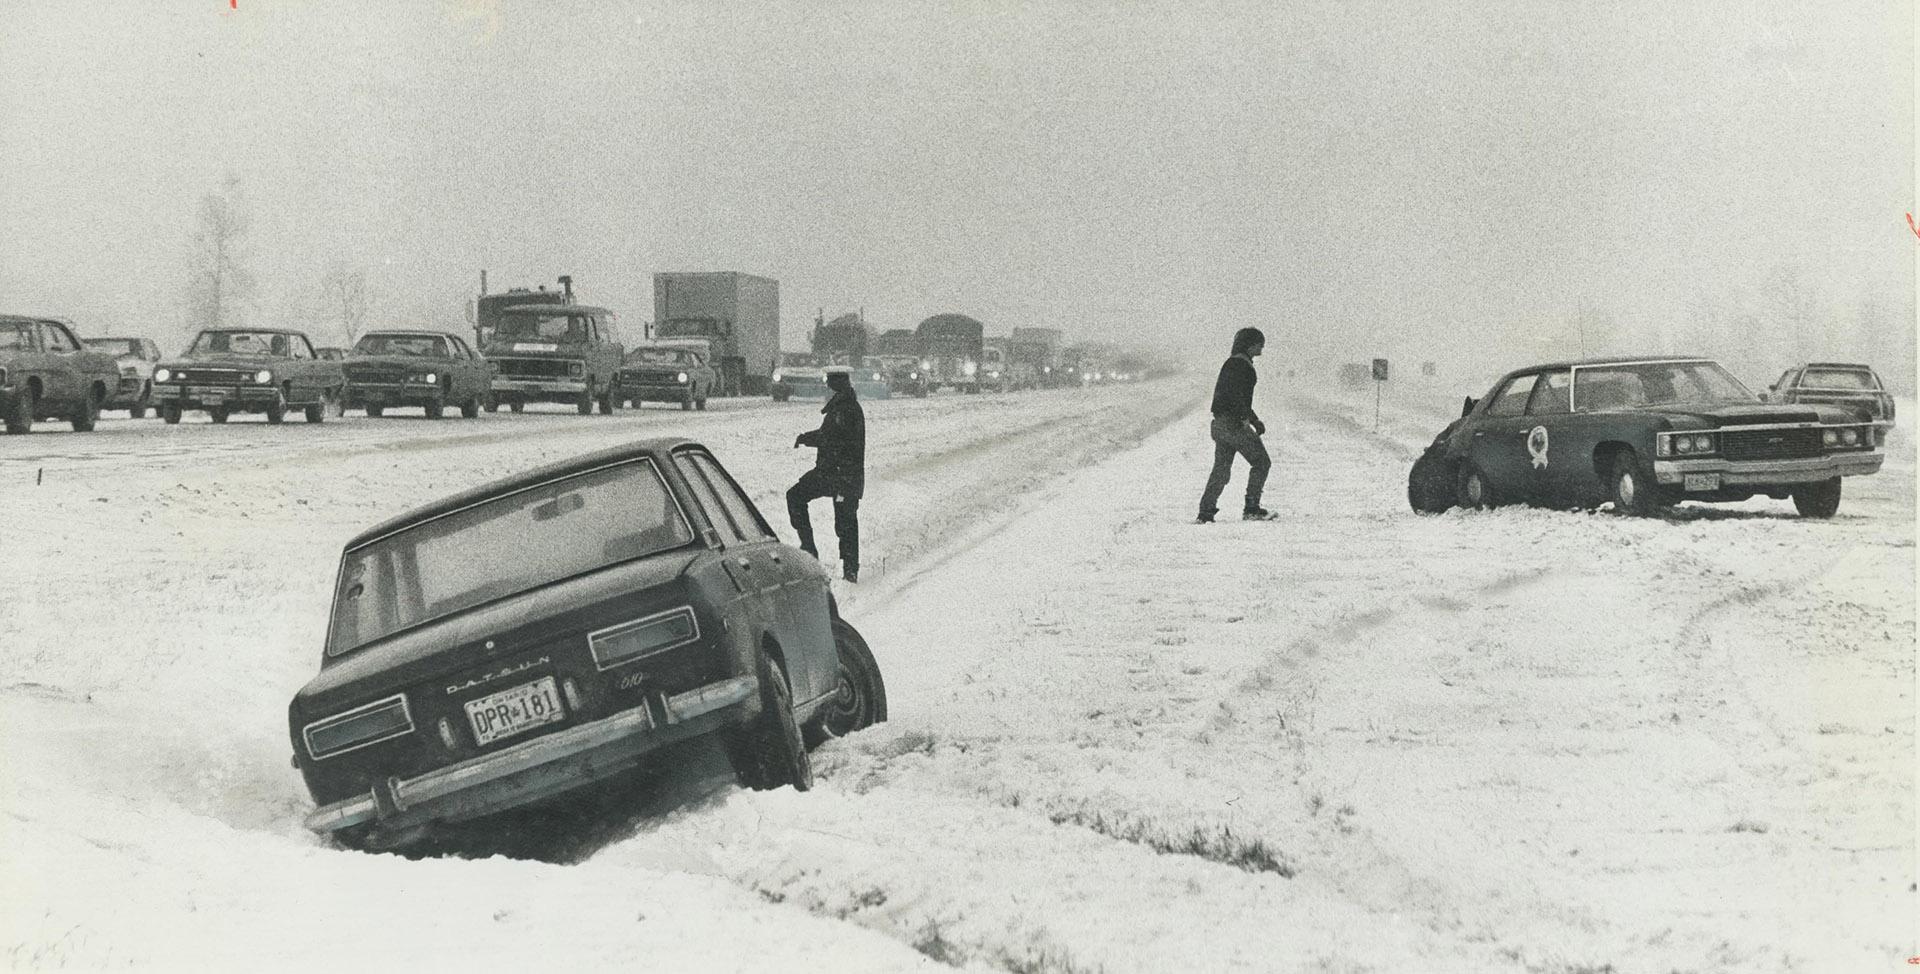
1372;358;1389;381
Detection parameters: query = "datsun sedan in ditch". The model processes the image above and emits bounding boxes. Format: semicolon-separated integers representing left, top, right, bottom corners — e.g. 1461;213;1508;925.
1407;356;1883;518
291;438;887;851
153;328;345;425
1;315;121;434
343;330;492;419
618;343;716;411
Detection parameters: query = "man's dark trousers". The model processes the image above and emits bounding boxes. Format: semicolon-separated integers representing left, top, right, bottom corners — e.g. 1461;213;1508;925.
1199;416;1270;514
787;469;859;574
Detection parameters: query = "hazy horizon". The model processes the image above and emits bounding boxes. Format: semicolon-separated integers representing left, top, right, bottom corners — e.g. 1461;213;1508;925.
2;0;1912;390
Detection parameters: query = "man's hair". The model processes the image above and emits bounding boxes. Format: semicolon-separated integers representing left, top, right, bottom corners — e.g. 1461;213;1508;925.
1231;327;1265;354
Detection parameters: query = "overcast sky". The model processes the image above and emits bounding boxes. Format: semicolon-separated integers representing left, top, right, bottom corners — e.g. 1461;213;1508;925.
1;0;1911;381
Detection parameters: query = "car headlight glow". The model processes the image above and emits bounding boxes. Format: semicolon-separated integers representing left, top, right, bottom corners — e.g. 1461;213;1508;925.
872;372;882;381
1822;429;1839;446
1841;428;1859;446
909;371;918;379
154;368;172;383
568;361;584;376
772;371;783;382
303;695;413;760
677;371;688;383
920;360;932;370
254;370;273;384
962;361;978;377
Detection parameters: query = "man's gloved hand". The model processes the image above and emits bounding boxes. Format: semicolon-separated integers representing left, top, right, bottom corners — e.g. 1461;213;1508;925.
794;435;805;448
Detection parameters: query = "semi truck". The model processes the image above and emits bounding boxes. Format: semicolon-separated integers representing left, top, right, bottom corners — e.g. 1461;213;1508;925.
1011;327;1064;389
652;271;780;397
915;313;985;394
810;312;872;365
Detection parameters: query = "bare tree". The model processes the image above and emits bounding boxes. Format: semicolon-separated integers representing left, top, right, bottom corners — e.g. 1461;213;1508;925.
319;261;371;344
186;174;255;330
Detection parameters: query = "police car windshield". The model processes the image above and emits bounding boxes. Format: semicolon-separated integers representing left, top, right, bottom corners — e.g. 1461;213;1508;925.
497;315;586;340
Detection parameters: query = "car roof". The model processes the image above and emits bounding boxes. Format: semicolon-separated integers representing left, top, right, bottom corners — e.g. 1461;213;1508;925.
1516;355;1713;373
1799;362;1876;370
345;438;700;551
195;326;310;336
496;304;612;316
359;329;461;339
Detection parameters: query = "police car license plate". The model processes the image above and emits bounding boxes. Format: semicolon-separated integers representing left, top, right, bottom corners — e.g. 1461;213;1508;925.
1683;473;1721;491
465;676;566;745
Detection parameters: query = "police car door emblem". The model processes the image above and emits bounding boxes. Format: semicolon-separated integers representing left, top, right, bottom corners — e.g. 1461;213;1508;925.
1527;426;1550;468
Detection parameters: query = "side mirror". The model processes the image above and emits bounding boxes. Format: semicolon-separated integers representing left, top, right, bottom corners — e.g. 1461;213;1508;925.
1460;396;1477;418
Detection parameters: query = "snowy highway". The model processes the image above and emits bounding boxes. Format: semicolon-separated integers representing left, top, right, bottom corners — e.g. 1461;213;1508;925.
2;380;1912;971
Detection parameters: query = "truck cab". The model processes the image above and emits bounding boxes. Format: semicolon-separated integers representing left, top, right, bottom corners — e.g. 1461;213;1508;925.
483;304;624;415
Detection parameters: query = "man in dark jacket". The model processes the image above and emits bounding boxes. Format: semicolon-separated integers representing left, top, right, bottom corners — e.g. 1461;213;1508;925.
788;367;865;581
1198;326;1274;522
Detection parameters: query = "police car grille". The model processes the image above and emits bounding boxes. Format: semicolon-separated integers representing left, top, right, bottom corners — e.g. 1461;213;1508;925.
1721;427;1822;461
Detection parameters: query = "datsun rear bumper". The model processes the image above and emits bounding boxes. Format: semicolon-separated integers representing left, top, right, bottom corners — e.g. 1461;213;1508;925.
1653;452;1884;487
302;674;757;836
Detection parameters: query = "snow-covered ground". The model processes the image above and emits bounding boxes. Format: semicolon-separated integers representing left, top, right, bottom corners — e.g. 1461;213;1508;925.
1;379;1912;972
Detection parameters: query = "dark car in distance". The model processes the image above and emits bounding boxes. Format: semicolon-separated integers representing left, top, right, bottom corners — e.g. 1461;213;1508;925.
1408;356;1883;518
343;330;492;419
1765;362;1896;445
153;328;345;425
1;315;121;434
618;343;716;411
290;439;886;851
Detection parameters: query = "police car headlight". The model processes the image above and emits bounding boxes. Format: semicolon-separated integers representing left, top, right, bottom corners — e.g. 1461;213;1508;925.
676;371;688;383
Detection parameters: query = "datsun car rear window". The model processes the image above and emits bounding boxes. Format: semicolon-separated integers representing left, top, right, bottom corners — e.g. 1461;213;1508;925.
325;459;694;657
1572;361;1754;412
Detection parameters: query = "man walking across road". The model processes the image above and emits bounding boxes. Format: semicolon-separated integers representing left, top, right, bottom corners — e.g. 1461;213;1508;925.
788;366;865;581
1197;327;1275;522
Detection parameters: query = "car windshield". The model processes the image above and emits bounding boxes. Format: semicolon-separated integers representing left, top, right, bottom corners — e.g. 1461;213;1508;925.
0;323;33;350
497;314;587;341
354;334;449;358
83;339;140;356
1572;361;1755;412
327;459;693;657
1801;368;1877;390
629;349;693;366
191;331;297;357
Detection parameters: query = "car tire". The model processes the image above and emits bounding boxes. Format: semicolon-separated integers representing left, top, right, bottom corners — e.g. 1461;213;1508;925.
1453;460;1498;510
1607;450;1664;516
266;391;287;425
425;398;445;420
577;381;596;416
727;654;813;792
681;397;692;411
599;385;617;415
1407;449;1455;514
161;402;182;425
367;405;385;418
4;386;33;434
509;400;524;414
804;618;888;749
1791;477;1842;518
71;389;101;432
210;405;230;424
461;395;481;419
696;395;707;411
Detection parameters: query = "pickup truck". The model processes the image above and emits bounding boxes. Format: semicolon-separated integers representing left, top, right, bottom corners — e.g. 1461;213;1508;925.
1;315;122;434
1764;362;1896;444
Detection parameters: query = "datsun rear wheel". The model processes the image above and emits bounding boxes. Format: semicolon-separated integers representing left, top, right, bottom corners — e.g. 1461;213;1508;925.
727;654;813;792
1607;450;1664;516
1791;477;1842;518
805;618;889;748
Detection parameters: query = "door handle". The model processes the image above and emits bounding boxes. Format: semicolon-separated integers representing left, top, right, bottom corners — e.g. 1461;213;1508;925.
735;557;753;570
768;553;783;564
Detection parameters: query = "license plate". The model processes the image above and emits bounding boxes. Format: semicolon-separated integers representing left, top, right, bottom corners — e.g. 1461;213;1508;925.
464;676;566;745
513;342;559;353
1683;473;1722;491
202;391;226;404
